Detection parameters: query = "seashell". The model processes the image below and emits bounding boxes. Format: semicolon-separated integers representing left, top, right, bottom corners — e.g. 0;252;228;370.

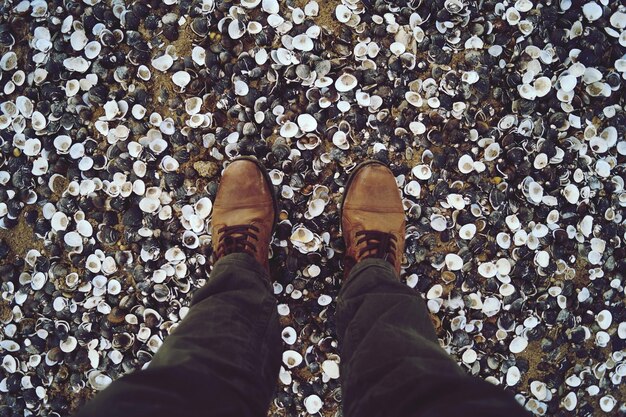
461;349;477;364
152;54;174;72
88;371;112;391
137;65;151;81
304;395;323;414
599;395;616;412
281;327;296;345
459;224;476;240
280;121;299;138
297;114;317;133
582;1;603;22
60;336;78;353
445;254;463;271
405;91;423;107
335;73;357;92
282;350;303;368
0;52;17;70
228;19;245;39
172;71;191;90
335;4;352;23
509;336;528;353
596;309;612;330
430;214;447;231
458;154;474;174
412;164;431;180
530;381;549;401
70;30;88;51
63;56;90;72
404;180;421;197
332;131;349;150
506;366;521;386
292;34;313;52
307;198;325;218
322;360;339;379
262;0;279;14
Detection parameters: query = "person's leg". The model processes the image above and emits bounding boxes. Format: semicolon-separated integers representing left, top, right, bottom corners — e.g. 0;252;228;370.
76;253;281;417
338;160;529;417
75;157;281;417
336;259;529;417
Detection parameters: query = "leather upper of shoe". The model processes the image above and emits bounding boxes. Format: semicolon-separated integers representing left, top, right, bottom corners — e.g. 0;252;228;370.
342;162;405;276
211;159;275;272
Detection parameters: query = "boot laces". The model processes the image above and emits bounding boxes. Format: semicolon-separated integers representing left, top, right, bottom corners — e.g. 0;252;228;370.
216;224;259;258
356;230;397;261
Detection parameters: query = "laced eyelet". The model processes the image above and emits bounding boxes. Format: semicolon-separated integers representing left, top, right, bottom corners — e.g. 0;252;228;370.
215;224;260;258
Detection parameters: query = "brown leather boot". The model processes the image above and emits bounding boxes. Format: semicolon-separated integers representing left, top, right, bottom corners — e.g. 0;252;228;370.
211;157;277;272
341;160;405;277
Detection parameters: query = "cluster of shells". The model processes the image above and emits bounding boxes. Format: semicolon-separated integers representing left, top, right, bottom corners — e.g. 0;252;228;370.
0;0;625;416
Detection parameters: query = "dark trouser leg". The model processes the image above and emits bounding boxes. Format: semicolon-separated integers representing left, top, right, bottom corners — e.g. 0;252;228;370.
336;259;530;417
75;253;281;417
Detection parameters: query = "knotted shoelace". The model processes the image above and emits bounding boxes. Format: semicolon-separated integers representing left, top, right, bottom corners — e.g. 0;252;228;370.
355;230;397;261
215;224;260;258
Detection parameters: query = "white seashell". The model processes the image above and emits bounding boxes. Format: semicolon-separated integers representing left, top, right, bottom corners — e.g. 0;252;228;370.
582;2;603;22
60;336;78;353
562;184;579;204
304;394;323;414
332;131;349;150
280;121;299;138
478;262;497;278
335;4;352;23
172;71;191;89
31;272;47;290
461;71;479;84
152;54;174;72
504;7;522;26
595;159;611;177
458;154;474;173
292;34;313;51
262;0;279;14
305;1;319;16
137;65;151;81
77;219;93;237
281;327;296;345
63;56;90;72
70;30;88;51
318;294;331;306
194;197;212;219
426;284;443;300
322;360;339;379
599;395;616;412
412;164;431;180
509;336;528;353
445;254;463;271
64;231;82;247
228;19;245;39
514;0;533;12
139;197;160;213
518;83;537;100
233;80;249;96
0;51;17;71
530;381;549;401
596;309;612;330
88;371;112;391
446;193;465;210
430;214;447;231
462;349;477;364
404;180;421;197
31;111;47;131
297;114;317;132
405;91;423;107
506;366;521;386
533;76;552;97
23;138;42;156
307;198;325;218
459;223;476;240
84;41;101;60
335;73;357;92
282;350;303;368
